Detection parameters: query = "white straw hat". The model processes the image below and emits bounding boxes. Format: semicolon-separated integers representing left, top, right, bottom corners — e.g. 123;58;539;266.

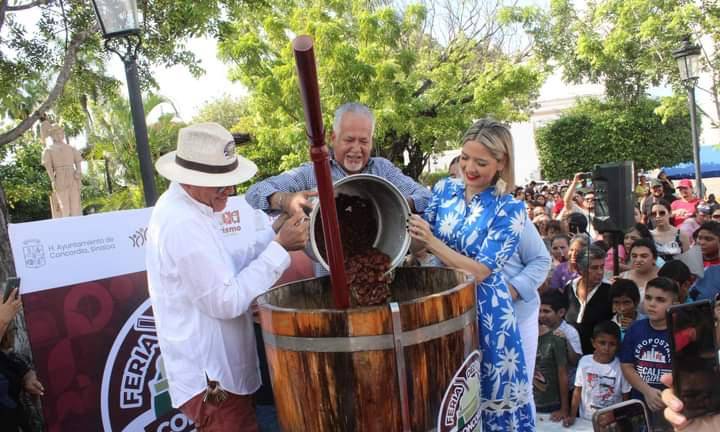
156;122;257;187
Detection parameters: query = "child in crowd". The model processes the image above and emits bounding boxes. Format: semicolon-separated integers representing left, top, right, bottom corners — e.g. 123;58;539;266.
565;321;630;426
538;292;582;406
534;321;570;423
550;234;570;269
620;276;679;432
657;259;694;303
609;278;645;340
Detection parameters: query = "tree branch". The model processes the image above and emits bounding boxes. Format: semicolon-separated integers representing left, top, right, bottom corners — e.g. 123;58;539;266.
0;29;91;147
6;0;48;12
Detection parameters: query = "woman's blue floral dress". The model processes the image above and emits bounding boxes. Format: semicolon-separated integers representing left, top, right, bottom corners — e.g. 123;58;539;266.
424;178;534;431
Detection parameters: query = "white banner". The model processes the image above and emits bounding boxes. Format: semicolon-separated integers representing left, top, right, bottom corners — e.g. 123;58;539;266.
7;195;262;431
9;196;254;295
9;207;152;294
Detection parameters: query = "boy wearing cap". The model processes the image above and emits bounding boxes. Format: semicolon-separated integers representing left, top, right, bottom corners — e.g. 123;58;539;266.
146;123;310;431
672;179;700;227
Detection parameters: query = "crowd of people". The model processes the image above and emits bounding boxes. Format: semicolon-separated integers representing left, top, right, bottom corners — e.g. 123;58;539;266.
4;101;720;431
492;165;720;430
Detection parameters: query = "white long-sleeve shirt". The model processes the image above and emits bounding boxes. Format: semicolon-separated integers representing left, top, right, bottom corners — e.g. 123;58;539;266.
146;182;290;407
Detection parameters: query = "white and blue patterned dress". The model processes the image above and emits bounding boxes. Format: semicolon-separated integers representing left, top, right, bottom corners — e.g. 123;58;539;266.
424;178;534;431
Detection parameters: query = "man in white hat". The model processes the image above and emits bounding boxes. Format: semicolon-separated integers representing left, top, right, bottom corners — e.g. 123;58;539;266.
146;123;309;431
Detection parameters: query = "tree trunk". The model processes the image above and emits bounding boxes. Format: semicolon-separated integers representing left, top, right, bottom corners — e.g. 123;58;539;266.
402;140;429;180
1;183;45;431
377;132;428;181
0;182;14;282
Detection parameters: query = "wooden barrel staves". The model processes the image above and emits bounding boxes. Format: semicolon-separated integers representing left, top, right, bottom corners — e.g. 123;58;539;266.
256;266;479;431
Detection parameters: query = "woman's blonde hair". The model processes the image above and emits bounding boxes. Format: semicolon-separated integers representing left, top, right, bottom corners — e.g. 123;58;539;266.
460;118;515;195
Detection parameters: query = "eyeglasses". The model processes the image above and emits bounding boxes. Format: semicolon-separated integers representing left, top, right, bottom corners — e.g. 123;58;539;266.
652;210;668;217
215;186;236;195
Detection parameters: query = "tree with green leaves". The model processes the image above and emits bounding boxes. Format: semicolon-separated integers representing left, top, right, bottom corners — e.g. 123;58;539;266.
0;0;243;145
504;0;719;128
193;94;249;131
536;97;693;180
0;137;52;222
217;0;544;180
0;0;246;282
84;93;184;211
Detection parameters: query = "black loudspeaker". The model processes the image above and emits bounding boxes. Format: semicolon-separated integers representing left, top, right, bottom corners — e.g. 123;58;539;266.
591;161;635;233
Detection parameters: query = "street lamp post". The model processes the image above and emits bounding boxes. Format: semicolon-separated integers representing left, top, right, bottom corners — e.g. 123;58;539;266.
673;37;703;199
91;0;157;206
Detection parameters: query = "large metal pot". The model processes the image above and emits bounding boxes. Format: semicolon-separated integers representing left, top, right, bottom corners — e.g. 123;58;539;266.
309;174;411;274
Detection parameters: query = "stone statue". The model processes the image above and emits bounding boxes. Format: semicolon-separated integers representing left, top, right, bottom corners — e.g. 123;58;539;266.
40;120;82;217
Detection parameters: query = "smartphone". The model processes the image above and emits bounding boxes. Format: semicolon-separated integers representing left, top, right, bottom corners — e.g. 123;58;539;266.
667;300;720;419
592;399;650;432
2;277;20;302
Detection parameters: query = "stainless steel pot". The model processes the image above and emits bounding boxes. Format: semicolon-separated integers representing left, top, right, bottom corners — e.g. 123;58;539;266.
309;174;411;274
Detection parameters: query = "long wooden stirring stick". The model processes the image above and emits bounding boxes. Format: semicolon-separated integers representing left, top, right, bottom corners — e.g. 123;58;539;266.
292;35;350;309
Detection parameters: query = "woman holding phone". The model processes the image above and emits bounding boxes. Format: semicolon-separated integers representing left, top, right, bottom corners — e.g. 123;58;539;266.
408;119;533;430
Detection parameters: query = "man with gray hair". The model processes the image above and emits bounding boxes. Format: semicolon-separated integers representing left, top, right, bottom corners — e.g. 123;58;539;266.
245;102;431;216
564;245;614;354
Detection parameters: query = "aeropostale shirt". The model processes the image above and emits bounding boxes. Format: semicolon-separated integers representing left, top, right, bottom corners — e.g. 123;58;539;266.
146;182;290;407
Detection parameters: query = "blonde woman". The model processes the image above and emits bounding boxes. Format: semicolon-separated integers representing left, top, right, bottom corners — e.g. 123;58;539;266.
408;119;535;430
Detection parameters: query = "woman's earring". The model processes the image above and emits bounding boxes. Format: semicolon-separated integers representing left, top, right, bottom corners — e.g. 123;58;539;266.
494;171;506;193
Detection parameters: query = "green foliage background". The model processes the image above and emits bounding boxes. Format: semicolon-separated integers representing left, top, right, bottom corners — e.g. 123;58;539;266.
536;97;694;180
505;0;719;132
83;93;184;211
0;138;51;222
218;1;544;180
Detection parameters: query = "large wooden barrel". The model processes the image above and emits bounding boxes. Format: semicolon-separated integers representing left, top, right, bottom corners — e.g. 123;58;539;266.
256;266;478;431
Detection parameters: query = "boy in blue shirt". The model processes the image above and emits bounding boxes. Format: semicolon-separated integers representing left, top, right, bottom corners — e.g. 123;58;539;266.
620;276;679;432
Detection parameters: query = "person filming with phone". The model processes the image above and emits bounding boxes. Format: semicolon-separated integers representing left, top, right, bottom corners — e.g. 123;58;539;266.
660;296;720;431
561;172;597;239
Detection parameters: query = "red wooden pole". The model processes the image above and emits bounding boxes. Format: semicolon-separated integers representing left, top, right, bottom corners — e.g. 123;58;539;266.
292;35;349;309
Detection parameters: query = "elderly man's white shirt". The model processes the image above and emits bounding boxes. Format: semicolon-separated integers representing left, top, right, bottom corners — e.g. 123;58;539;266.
146;182;290;407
